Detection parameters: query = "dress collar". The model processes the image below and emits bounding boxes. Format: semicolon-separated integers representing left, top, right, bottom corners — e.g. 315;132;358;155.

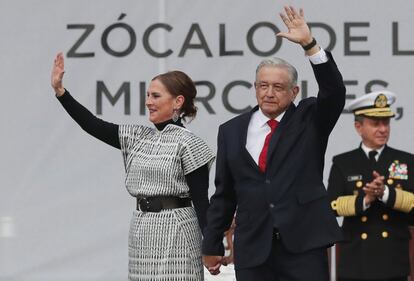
360;142;385;158
154;118;184;131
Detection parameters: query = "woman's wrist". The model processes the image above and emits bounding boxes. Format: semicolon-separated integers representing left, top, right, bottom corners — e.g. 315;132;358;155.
55;87;65;97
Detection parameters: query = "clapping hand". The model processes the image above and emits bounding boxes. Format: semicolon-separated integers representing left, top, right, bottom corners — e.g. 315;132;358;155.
363;171;385;203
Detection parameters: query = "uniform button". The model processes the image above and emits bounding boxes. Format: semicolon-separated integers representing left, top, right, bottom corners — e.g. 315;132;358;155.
361;216;368;222
269;203;275;209
356;181;363;188
361;233;368;240
382;214;389;221
382;231;389;238
387;179;394;185
265;179;271;184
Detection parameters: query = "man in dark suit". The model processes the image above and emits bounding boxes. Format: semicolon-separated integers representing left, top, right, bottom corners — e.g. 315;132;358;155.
328;91;414;281
202;6;345;281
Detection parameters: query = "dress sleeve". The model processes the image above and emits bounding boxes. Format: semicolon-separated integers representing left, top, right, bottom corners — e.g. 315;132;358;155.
181;134;215;175
118;124;150;172
57;90;120;149
185;164;210;233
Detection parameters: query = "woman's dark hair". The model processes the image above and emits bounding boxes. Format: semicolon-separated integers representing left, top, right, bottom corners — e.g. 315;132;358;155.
152;70;197;121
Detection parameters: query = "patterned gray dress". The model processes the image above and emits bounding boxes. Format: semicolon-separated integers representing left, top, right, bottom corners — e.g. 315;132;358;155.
119;124;215;281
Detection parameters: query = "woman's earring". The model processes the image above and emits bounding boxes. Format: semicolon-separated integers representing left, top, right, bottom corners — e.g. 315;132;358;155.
172;109;180;122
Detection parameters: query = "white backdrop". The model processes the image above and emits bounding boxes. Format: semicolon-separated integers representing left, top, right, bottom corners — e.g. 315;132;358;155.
1;0;414;280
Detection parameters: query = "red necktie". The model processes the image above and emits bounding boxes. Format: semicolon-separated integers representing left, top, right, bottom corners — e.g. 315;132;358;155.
258;119;278;173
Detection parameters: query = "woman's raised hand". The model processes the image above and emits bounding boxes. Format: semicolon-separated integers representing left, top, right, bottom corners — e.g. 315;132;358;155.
51;52;65;97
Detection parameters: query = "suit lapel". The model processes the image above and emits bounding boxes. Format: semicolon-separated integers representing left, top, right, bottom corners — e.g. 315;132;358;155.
267;103;295;155
356;146;375;181
357;144;391;180
377;145;391;176
266;103;304;174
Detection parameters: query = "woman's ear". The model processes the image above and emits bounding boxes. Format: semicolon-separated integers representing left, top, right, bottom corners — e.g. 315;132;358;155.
175;95;185;109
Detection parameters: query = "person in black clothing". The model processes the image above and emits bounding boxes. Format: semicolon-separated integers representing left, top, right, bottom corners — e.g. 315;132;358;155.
51;52;215;281
328;90;414;281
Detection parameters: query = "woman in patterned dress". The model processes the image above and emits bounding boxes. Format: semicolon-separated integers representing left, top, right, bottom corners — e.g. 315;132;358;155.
51;52;215;281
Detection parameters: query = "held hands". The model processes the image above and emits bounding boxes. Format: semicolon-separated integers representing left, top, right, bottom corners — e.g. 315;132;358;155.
277;6;316;53
203;219;236;275
363;171;385;204
51;52;65;97
202;255;223;275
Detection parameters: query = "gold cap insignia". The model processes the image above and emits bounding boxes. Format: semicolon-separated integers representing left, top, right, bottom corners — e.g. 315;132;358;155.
374;94;388;108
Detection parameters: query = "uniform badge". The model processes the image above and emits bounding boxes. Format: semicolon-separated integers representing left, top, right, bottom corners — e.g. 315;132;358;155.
388;160;408;180
347;175;362;181
374;94;388;108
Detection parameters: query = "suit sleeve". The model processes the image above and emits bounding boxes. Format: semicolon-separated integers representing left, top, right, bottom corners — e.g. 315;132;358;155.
311;51;346;136
385;187;414;214
382;157;414;216
327;160;364;217
202;125;237;256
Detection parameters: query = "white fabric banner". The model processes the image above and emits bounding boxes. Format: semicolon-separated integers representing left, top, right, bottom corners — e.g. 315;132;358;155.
1;0;414;280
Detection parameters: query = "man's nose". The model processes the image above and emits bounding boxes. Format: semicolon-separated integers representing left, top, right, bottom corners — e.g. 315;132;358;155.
378;124;388;132
265;87;276;96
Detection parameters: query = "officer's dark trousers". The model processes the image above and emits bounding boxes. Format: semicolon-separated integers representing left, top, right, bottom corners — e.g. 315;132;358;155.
235;234;329;281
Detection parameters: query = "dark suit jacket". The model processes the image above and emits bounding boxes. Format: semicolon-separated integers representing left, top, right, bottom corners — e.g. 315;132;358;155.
202;52;345;269
328;145;414;279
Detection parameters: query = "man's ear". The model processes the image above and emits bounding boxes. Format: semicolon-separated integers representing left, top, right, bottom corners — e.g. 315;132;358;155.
291;85;300;101
354;120;363;136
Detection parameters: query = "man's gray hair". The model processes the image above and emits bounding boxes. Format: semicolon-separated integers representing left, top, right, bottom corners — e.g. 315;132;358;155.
354;115;365;123
255;57;298;88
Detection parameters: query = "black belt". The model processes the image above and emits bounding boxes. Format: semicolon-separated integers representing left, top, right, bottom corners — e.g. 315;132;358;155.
136;196;192;212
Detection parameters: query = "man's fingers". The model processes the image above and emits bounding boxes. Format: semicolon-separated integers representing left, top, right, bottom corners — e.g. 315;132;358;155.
209;269;220;275
363;186;384;196
208;263;222;275
276;32;289;38
284;6;293;21
365;183;375;189
279;13;290;25
289;6;299;18
221;257;229;266
372;171;385;182
299;8;304;17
